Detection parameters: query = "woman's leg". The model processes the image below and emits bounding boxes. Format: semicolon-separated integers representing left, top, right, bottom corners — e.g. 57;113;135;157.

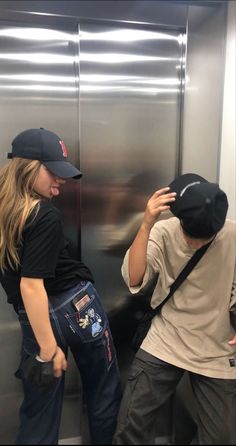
16;370;65;445
72;325;122;445
15;309;67;445
54;282;122;445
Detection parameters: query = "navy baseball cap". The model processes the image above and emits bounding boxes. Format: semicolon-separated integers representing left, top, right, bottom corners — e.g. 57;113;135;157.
168;173;228;238
8;128;82;179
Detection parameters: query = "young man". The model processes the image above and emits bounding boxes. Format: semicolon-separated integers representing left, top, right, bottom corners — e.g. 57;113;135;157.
113;173;236;445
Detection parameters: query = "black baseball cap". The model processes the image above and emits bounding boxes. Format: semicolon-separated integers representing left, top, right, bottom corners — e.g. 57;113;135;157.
8;128;82;179
168;173;228;238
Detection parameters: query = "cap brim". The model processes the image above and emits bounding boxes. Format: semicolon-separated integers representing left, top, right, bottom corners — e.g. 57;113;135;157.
44;161;82;179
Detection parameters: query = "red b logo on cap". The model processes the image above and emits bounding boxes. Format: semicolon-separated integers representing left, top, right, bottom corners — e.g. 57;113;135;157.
59;140;68;157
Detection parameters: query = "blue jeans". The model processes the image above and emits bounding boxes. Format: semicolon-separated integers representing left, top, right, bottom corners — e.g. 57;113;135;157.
15;281;122;445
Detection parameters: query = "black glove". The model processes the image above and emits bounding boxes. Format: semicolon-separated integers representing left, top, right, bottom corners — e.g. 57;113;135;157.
21;355;55;388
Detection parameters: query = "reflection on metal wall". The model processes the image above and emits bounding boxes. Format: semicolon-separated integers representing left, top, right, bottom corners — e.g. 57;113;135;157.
79;21;185;311
0;23;82;444
0;17;185;442
0;2;228;443
0;24;82;254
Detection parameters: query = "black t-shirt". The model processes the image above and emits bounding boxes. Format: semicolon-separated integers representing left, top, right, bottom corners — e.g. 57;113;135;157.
0;201;94;305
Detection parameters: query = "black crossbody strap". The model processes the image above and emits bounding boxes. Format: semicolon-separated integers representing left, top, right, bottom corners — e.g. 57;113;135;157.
152;237;214;316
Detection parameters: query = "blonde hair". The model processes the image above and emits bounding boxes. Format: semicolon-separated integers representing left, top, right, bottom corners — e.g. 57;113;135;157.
0;158;42;271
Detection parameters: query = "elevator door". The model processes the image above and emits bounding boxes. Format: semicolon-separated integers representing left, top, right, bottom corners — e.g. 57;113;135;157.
0;18;185;443
79;21;185;312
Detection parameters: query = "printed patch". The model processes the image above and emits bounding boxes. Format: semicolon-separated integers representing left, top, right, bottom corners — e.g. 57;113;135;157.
79;306;103;337
229;358;235;367
74;294;90;312
79;314;90;328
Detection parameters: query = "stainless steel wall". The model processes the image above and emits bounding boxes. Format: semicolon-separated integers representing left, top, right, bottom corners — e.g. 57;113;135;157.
0;15;184;444
182;2;227;180
0;1;227;443
79;21;184;311
0;21;84;444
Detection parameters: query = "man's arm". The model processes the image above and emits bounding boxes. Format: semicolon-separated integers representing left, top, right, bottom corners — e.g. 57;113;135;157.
128;187;176;287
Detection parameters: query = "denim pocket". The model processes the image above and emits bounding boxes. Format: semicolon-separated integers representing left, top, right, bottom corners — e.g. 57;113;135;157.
64;284;108;343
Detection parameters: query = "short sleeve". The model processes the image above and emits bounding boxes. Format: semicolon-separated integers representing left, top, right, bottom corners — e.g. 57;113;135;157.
21;206;64;278
121;221;165;294
121;248;156;294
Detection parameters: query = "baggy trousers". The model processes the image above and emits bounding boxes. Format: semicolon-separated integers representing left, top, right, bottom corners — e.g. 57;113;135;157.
15;281;122;445
113;349;236;445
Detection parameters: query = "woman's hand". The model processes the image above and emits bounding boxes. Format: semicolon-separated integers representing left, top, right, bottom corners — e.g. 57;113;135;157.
39;345;67;378
51;346;68;378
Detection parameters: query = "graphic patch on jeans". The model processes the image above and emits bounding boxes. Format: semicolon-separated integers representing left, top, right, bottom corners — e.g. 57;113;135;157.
79;307;103;337
73;293;91;312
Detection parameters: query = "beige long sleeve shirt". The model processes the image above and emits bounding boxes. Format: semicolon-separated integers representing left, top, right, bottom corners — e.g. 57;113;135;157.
122;217;236;379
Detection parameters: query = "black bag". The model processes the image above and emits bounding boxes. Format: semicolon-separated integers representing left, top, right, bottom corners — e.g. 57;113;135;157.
131;238;214;353
229;303;236;330
131;309;156;352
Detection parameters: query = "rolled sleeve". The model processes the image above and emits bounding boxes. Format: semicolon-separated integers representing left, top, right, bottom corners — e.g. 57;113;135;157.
121;248;156;294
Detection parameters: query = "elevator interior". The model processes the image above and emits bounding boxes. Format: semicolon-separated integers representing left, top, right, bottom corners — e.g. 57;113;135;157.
0;1;228;443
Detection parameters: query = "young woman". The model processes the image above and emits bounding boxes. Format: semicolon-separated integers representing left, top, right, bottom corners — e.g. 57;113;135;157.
0;128;122;445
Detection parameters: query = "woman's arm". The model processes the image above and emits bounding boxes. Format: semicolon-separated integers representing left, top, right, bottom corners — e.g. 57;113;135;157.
128;187;176;287
20;277;67;377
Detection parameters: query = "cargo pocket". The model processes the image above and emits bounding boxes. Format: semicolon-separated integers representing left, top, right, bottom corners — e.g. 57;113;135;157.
117;366;144;427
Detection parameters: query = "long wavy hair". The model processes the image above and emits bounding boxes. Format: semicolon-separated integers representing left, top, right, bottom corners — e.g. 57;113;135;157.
0;158;42;271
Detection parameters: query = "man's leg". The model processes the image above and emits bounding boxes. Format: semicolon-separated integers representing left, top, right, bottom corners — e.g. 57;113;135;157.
113;349;184;445
191;373;236;445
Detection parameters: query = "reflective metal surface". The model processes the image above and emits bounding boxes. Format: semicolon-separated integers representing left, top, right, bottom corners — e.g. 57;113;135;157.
0;22;83;444
0;1;228;443
182;3;227;180
0;17;185;443
0;25;80;163
0;23;82;253
79;21;185;312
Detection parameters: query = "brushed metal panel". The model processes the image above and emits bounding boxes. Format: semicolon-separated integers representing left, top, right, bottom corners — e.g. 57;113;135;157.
0;1;188;28
0;16;186;444
79;22;184;313
0;23;81;255
0;21;82;444
182;2;227;181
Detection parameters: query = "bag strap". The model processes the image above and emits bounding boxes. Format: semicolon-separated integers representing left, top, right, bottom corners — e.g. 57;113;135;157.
152;237;214;316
